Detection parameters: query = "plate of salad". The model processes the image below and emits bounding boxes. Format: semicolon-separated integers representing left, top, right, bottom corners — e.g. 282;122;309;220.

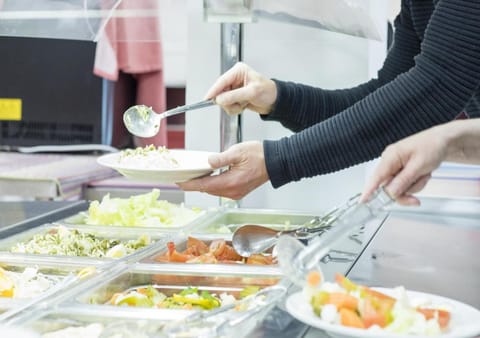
285;272;480;338
97;146;215;183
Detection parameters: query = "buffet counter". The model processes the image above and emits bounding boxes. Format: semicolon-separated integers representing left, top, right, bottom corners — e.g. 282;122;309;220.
0;196;478;337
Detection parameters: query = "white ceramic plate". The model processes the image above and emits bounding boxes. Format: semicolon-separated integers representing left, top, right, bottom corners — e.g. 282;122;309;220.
97;150;215;183
286;288;480;338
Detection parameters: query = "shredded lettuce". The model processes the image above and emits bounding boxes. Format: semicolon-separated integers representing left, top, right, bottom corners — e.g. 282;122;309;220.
85;189;201;227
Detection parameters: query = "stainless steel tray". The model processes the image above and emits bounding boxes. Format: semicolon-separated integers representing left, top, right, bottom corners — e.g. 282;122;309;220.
141;234;279;271
0;254;107;324
191;208;319;234
61;206;212;234
74;263;283;308
22;306;177;337
0;224;173;265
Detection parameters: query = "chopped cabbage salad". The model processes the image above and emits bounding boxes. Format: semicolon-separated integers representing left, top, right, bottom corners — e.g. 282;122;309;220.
85;189;201;228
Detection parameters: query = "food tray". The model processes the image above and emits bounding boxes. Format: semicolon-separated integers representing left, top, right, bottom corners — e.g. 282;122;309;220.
21;306;177;337
191;208;320;234
0;254;103;314
74;263;283;308
0;224;173;265
59;188;212;234
141;234;279;270
61;207;211;234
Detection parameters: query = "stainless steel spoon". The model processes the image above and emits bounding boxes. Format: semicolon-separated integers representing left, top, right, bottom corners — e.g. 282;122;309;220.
232;216;331;257
123;99;216;138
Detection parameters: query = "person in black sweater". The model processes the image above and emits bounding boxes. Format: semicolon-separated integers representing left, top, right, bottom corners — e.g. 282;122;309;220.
178;0;480;200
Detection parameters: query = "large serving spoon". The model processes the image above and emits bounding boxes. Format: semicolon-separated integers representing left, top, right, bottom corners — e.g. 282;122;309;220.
231;193;366;258
232;216;332;257
123;99;216;138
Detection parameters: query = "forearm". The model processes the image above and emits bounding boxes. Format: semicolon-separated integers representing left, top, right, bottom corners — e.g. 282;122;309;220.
265;79;381;132
443;119;480;164
265;0;480;188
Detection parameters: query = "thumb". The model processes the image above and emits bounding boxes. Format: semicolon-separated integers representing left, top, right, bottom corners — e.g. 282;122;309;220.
208;148;239;169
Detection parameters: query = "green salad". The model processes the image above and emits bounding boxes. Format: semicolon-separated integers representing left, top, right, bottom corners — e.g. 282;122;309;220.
84;189;202;228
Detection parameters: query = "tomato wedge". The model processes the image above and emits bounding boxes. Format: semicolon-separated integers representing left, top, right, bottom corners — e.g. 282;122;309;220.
417;308;451;330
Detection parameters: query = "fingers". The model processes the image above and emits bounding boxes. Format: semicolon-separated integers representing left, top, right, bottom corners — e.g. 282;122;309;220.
177;170;244;200
395;194;421;206
404;174;431;195
215;87;253;115
177;141;267;200
204;62;247;100
385;160;424;198
177;147;242;195
360;147;403;202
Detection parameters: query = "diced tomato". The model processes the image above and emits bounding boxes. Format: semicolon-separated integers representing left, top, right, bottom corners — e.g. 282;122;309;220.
361;287;396;303
154;254;170;263
216;244;242;261
186;252;217;264
417;308;451;330
326;292;358;311
360;297;388;328
359;287;396;316
339;308;365;329
246;254;274;265
186;237;209;255
169;250;193;263
209;239;227;259
167;241;176;255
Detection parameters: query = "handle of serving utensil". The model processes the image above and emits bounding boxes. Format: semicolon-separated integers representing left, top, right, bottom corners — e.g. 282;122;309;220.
163;99;216;118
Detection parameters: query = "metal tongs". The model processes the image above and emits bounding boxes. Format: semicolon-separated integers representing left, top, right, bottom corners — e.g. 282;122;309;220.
277;187;394;286
162;284;287;338
232;194;364;257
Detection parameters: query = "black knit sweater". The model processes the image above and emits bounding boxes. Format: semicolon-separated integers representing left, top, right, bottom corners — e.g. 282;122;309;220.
263;0;480;188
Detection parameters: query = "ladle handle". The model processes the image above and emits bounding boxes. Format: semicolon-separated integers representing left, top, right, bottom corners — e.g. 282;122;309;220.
163;99;216;118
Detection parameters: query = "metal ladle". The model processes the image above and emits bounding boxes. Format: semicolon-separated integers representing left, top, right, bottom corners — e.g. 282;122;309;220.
231;193;366;258
123;99;216;138
232;216;334;257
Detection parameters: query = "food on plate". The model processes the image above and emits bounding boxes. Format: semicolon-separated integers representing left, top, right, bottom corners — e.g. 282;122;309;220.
154;237;276;265
10;226;152;258
107;286;241;310
0;266;60;299
304;272;451;335
83;189;202;227
118;145;179;169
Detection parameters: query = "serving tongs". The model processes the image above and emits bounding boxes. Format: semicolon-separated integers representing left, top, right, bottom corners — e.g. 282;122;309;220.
232;193;363;257
162;284;287;338
277;187;394;286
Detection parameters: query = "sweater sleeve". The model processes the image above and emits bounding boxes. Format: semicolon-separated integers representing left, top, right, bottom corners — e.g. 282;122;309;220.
265;0;480;188
263;1;421;132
